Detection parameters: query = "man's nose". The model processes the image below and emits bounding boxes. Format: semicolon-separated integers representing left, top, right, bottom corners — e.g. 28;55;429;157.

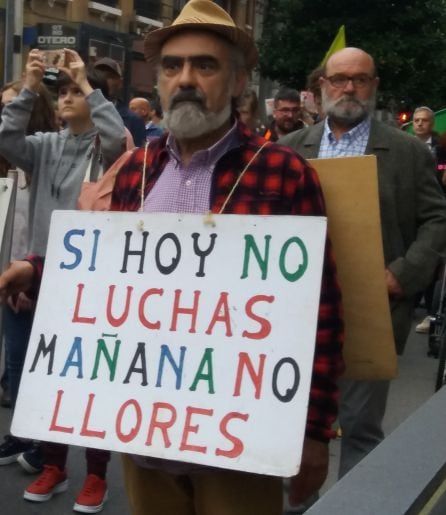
178;62;196;87
342;79;356;93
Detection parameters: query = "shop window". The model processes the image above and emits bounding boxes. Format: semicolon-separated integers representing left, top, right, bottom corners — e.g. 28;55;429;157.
88;38;125;70
92;0;118;6
134;0;162;19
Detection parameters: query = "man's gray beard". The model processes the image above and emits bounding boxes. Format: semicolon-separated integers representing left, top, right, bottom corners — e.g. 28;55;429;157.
164;101;231;140
322;89;376;126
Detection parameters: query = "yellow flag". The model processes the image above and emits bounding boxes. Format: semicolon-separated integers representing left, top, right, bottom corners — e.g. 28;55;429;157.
321;25;346;65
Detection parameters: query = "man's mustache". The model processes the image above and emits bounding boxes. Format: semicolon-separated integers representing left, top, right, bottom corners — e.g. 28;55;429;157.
170;89;205;109
335;95;365;107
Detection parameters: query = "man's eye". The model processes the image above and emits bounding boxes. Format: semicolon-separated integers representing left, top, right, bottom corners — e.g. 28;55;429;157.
161;60;182;73
197;61;216;71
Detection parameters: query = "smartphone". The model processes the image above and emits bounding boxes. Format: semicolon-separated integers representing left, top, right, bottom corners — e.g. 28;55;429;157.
41;49;66;69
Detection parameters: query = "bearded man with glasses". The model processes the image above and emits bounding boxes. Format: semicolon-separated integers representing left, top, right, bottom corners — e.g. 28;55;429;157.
281;47;446;481
264;87;304;141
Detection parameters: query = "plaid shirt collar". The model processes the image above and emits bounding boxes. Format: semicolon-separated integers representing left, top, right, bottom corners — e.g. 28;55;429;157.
165;120;239;167
325;116;371;143
319;116;371;158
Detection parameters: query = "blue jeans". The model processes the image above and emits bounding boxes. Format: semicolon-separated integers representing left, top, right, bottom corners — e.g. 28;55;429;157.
3;305;33;408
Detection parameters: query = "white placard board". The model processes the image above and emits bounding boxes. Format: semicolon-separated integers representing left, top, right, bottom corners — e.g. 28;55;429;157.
0;177;14;256
13;210;327;477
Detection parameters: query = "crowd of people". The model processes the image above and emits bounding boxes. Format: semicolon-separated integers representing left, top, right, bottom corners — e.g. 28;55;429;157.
0;0;445;514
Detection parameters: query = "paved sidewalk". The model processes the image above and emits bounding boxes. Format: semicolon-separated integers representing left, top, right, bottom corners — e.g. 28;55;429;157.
284;310;439;513
327;309;438;492
0;441;130;515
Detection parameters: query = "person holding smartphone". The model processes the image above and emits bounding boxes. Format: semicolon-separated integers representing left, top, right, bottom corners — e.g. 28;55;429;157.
0;48;126;513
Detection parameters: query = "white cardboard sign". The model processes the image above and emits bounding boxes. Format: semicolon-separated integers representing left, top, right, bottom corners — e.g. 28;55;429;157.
0;177;14;255
13;211;327;477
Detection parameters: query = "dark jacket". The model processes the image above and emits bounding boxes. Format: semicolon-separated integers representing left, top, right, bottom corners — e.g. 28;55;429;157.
280;119;446;353
116;100;146;147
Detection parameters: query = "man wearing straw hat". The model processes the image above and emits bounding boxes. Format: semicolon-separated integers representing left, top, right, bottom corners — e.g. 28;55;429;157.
0;1;343;513
111;2;343;512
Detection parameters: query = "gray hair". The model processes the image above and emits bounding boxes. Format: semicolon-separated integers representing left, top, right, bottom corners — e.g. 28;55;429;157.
413;106;434;120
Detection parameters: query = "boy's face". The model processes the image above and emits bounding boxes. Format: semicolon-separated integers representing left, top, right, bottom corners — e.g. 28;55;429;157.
57;84;90;122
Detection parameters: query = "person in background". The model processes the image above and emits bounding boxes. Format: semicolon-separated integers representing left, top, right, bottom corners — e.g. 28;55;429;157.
93;57;146;147
281;47;446;485
264;87;305;141
129;96;164;140
411;106;443;334
0;48;126;513
306;66;325;123
0;78;57;471
237;89;259;130
435;131;446;193
148;97;164;126
412;106;438;155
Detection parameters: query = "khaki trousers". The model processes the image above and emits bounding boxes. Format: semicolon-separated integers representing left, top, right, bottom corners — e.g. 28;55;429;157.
121;455;282;515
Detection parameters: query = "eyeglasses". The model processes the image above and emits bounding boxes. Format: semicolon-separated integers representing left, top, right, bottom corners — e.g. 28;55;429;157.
324;74;375;89
275;107;300;114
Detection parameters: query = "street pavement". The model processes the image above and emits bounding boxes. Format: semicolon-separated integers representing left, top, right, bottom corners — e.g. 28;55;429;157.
284;307;440;513
0;309;440;515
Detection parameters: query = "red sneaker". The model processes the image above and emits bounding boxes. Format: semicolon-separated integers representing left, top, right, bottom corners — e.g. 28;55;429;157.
73;474;108;513
23;464;68;502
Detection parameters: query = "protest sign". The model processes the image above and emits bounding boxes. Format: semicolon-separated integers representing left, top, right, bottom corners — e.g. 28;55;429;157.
311;155;397;380
0;175;17;341
12;211;327;477
0;177;15;263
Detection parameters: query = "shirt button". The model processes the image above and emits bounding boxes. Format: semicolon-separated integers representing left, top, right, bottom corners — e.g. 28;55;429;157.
185;179;192;186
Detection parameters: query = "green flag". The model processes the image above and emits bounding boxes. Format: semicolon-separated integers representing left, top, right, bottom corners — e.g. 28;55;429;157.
321;25;346;65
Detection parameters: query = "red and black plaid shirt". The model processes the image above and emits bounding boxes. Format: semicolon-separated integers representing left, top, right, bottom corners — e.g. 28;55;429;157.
111;122;344;442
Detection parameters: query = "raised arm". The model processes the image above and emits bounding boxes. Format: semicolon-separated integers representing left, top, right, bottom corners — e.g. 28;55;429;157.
0;50;45;172
58;49;126;168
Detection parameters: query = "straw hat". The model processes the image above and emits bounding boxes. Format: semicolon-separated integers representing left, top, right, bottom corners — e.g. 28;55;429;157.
144;0;258;70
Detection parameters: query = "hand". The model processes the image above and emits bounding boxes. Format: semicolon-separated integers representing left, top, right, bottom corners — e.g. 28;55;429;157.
58;49;93;96
7;291;35;313
288;438;329;507
0;261;35;305
385;269;404;299
23;49;45;92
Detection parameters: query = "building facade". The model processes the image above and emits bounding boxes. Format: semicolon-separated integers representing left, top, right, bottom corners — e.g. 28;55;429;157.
3;0;264;101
